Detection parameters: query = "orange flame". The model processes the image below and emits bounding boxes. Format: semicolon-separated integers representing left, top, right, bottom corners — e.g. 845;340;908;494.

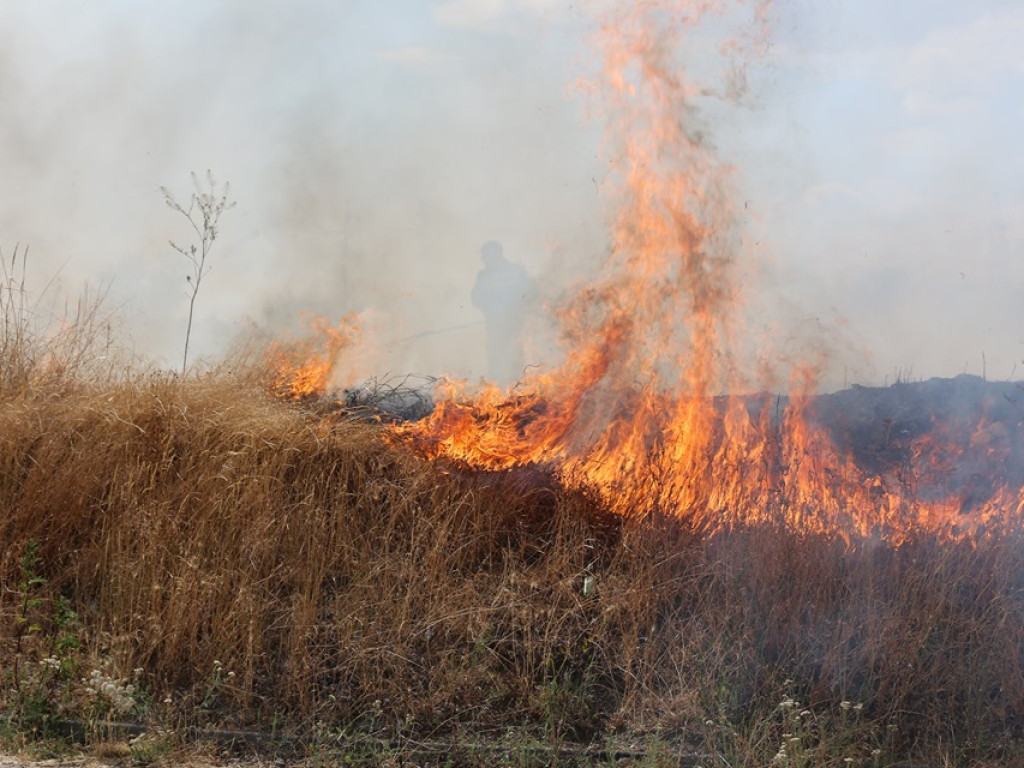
266;314;359;400
385;3;1024;544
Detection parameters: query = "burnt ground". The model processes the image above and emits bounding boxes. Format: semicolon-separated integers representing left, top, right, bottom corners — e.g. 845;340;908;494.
811;375;1024;509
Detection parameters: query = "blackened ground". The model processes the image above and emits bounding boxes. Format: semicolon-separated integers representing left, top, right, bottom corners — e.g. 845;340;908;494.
812;375;1024;507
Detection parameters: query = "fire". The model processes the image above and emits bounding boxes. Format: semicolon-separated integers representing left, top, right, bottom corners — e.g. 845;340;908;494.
266;314;359;401
387;2;1024;544
393;0;786;521
278;2;1024;545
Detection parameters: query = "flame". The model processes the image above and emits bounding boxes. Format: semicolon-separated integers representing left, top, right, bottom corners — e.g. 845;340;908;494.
392;0;773;514
266;314;359;400
384;2;1024;545
259;3;1023;545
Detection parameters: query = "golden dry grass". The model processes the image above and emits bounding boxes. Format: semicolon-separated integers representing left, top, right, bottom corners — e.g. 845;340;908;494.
1;318;1023;766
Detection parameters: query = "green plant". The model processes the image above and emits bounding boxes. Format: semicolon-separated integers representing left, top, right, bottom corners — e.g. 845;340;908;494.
12;540;46;688
128;729;176;765
636;733;678;768
49;596;82;676
161;170;235;374
5;541;84;740
767;694;816;768
82;666;140;725
6;541;51;736
197;658;235;717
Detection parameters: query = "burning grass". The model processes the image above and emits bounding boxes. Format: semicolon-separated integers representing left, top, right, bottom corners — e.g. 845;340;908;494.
2;349;1024;766
3;2;1024;759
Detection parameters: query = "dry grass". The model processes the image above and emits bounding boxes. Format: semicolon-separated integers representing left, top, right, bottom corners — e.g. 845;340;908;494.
2;309;1024;766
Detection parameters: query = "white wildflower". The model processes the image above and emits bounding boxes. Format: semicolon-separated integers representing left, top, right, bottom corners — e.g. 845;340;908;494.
85;668;135;713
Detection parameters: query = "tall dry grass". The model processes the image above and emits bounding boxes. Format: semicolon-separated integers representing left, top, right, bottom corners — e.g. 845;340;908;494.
0;246;119;401
2;296;1024;764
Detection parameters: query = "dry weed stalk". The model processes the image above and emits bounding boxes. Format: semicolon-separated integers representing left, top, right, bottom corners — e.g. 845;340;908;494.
161;171;235;375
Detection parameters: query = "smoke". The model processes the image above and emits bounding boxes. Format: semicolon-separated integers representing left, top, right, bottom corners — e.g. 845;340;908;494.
0;1;1021;388
733;0;1024;386
0;0;604;378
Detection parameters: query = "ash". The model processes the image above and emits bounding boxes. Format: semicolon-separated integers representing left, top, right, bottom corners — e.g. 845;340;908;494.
341;375;436;423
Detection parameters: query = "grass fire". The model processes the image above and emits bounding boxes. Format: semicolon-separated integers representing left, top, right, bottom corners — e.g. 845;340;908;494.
3;1;1024;767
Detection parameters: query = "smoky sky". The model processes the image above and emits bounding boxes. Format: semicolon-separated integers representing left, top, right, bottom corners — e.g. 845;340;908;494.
0;0;1021;388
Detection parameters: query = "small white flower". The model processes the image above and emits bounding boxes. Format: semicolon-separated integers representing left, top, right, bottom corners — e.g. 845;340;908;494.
840;700;852;710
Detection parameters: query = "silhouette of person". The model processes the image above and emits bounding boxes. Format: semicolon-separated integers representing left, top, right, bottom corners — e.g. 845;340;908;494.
471;241;537;386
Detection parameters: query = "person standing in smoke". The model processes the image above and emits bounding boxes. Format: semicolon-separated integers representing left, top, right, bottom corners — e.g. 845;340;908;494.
471;241;537;386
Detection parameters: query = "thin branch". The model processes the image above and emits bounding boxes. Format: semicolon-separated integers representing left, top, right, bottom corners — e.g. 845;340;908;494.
162;171;235;374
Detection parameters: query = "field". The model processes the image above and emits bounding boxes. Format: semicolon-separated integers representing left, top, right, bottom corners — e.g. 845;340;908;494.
2;313;1024;768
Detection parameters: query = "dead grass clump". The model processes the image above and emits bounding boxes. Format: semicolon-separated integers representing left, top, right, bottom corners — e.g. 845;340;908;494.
0;371;624;730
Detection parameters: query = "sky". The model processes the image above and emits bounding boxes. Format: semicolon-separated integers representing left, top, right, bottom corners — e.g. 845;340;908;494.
0;0;1021;388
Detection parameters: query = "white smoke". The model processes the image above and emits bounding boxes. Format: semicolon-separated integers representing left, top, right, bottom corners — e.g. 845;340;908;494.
0;0;1020;388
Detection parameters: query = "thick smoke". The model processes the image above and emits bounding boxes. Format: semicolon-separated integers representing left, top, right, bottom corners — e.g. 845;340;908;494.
0;1;1021;388
0;1;604;379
